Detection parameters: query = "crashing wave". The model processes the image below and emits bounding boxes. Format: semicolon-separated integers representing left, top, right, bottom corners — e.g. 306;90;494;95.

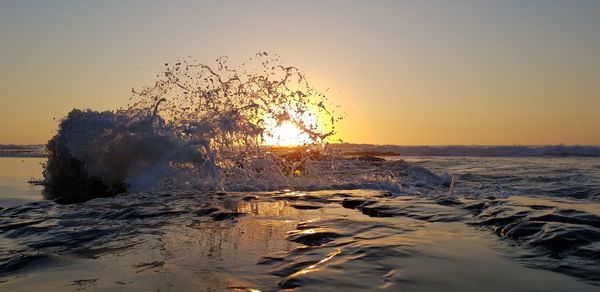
43;53;447;197
42;53;452;198
44;53;342;193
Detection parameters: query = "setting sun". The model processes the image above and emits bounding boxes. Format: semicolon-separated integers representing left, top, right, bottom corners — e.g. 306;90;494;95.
263;121;311;146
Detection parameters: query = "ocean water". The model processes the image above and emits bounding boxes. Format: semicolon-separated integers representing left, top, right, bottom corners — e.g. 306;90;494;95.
402;156;600;200
1;154;600;291
0;157;45;208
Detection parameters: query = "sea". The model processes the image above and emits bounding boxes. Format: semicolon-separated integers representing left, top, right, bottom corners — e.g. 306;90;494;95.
1;144;600;291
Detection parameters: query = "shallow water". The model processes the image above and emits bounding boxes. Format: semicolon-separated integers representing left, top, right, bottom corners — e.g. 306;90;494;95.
2;156;600;291
0;158;44;208
402;156;600;200
2;190;599;291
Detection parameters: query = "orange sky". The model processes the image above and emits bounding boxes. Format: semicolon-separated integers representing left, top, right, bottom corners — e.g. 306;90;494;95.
1;1;599;145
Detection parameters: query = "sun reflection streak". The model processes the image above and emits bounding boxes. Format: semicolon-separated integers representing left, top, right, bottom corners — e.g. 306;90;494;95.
287;248;342;277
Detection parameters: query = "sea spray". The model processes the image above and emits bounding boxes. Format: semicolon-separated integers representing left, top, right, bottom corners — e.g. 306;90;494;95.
43;53;451;197
44;107;184;193
44;53;342;194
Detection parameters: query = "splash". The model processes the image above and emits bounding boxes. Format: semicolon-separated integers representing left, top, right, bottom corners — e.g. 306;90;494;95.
43;53;451;197
44;53;343;194
129;52;339;147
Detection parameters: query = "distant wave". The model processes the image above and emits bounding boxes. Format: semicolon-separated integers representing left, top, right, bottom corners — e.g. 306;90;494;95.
4;144;600;158
0;144;45;158
0;143;600;157
335;144;600;157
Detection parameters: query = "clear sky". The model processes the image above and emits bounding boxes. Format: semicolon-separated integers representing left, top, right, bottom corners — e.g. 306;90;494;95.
1;0;599;145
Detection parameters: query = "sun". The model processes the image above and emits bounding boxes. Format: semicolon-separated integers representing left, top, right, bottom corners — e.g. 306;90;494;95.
261;101;336;146
263;121;312;146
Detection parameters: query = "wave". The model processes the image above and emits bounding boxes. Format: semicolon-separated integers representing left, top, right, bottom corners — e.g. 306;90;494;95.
44;53;455;198
0;145;45;158
7;143;600;159
335;144;600;157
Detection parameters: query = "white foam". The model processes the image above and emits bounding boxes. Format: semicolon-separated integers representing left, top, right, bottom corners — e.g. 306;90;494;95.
43;54;452;196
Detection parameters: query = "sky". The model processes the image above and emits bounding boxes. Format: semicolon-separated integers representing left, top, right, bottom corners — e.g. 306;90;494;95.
1;0;599;145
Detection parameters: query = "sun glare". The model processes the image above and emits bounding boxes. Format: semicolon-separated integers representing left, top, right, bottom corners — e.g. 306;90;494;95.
263;121;312;146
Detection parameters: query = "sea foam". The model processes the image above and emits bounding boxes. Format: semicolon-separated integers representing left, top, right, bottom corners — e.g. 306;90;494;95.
43;53;354;195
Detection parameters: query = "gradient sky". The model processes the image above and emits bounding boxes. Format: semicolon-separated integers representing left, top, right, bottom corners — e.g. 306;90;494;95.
1;0;599;145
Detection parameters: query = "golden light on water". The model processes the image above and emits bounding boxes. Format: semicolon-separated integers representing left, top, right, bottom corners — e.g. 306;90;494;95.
287;248;342;277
